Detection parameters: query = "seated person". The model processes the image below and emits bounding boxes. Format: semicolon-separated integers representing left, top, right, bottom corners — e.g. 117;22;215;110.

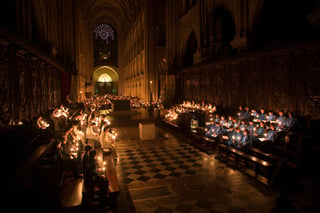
83;150;109;203
226;116;233;129
208;113;214;123
226;127;242;148
242;106;251;121
246;120;256;136
59;135;81;179
239;120;247;132
254;122;266;139
205;123;217;138
214;114;220;123
225;126;235;147
212;122;224;138
266;124;277;142
82;145;93;174
276;110;286;130
257;108;266;122
237;129;251;150
232;118;239;128
267;111;276;123
237;105;245;120
219;116;226;127
251;109;258;120
286;112;297;130
230;127;243;148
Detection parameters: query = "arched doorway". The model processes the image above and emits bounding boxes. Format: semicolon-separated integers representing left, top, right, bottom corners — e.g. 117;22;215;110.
93;66;119;95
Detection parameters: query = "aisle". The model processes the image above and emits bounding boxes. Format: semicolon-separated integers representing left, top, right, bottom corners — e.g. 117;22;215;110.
114;124;277;213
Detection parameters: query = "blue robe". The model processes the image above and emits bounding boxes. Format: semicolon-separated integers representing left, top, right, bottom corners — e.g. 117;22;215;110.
242;111;251;120
255;126;265;137
237;110;245;119
227;120;233;128
276;115;286;127
286;117;296;128
215;126;224;136
251;112;258;117
258;113;266;121
247;124;255;136
267;114;276;122
266;129;277;142
205;124;216;138
239;134;250;148
239;123;247;132
226;130;235;146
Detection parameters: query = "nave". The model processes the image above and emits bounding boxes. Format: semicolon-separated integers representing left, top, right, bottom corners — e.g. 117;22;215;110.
62;110;320;213
5;108;320;213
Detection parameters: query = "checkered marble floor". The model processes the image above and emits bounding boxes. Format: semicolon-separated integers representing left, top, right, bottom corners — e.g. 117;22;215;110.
118;142;205;184
114;126;277;213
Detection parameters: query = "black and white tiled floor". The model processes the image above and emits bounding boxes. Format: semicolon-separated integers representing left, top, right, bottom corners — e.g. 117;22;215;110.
115;126;278;213
118;143;204;184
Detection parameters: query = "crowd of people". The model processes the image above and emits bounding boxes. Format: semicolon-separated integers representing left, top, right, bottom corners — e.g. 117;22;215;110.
44;100;120;207
164;102;298;152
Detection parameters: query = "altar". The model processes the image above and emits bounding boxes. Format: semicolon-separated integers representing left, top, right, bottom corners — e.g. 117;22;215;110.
139;121;155;140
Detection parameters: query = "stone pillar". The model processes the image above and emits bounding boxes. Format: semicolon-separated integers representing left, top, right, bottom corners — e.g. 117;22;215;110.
230;0;250;51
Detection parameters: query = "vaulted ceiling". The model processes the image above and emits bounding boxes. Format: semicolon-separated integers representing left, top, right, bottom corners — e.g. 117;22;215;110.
81;0;140;35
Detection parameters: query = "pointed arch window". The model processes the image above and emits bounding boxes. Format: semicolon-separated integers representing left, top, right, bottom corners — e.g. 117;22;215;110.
94;23;118;66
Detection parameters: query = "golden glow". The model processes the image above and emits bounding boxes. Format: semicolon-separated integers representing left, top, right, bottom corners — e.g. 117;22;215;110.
98;73;112;82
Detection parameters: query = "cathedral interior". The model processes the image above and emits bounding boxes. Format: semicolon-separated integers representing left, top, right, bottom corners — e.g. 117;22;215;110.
1;0;320;213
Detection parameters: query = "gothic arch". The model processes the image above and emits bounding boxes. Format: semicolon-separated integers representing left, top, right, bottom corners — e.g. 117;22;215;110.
214;6;236;48
93;66;119;95
249;0;266;35
157;58;168;100
181;29;199;66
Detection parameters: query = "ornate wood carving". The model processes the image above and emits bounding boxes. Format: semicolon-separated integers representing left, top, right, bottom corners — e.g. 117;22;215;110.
304;52;320;117
0;44;11;126
32;58;40;116
16;49;27;121
215;65;226;105
272;55;291;112
248;59;263;108
230;63;241;106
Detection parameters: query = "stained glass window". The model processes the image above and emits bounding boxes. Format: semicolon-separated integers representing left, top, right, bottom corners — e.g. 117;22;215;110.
94;24;115;44
94;23;118;66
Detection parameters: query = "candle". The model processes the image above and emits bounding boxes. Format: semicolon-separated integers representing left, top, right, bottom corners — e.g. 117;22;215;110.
103;167;106;176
